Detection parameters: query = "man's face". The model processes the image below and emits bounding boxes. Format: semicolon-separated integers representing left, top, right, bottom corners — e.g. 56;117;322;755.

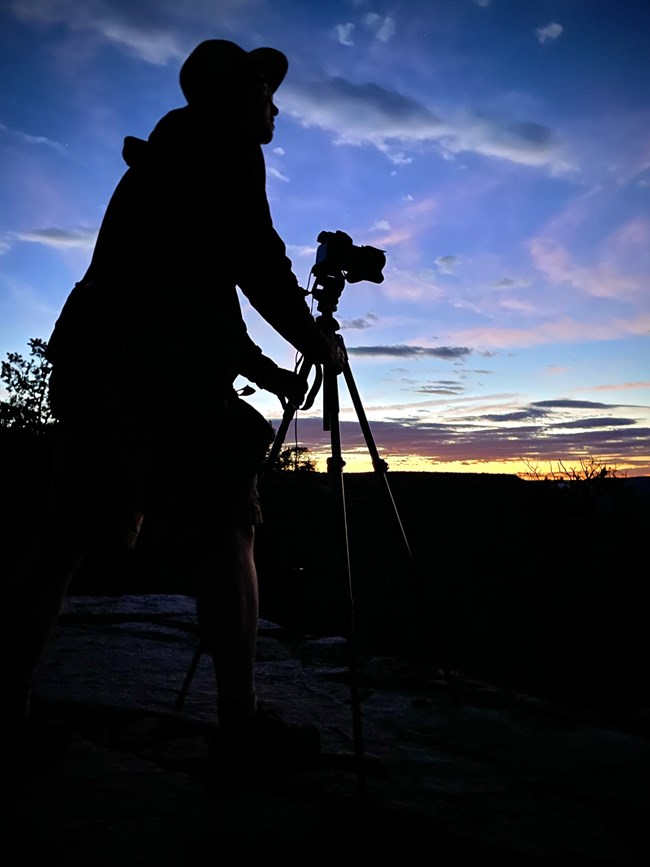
239;76;278;144
252;80;278;144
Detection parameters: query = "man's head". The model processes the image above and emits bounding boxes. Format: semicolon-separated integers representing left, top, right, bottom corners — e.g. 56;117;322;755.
180;40;288;143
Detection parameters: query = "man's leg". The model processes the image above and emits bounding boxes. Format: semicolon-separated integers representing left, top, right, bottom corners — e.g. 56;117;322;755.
180;401;320;762
192;518;321;775
194;522;259;734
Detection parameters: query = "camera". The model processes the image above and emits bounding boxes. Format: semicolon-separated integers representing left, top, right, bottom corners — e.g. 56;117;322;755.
312;230;386;285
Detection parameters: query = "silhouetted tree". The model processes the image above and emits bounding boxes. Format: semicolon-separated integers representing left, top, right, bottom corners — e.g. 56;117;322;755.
273;445;317;472
518;456;622;483
0;338;54;434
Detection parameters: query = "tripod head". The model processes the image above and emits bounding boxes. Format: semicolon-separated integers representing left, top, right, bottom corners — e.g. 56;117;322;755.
309;230;386;325
288;230;387;410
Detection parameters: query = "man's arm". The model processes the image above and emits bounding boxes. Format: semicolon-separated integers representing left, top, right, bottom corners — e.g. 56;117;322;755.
238;347;307;408
229;145;344;370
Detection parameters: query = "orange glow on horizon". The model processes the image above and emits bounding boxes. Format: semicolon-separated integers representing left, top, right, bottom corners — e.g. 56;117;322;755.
302;450;650;478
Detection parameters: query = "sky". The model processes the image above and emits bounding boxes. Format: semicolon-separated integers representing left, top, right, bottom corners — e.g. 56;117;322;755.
1;0;649;477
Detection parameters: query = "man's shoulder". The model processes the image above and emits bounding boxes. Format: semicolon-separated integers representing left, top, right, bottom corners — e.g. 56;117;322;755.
148;106;194;144
146;107;251;161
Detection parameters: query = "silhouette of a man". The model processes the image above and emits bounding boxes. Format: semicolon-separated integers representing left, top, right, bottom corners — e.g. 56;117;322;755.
0;39;344;772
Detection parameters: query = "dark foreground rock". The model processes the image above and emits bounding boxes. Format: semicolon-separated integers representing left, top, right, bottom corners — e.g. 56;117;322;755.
4;463;649;712
1;594;648;866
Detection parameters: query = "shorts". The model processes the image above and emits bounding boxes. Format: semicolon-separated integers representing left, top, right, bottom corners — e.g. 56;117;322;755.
45;369;275;550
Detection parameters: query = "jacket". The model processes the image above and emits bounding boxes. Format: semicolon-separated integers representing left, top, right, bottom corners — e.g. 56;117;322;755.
47;105;322;414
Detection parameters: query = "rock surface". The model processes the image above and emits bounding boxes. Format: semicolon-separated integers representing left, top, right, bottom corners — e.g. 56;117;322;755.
3;594;649;866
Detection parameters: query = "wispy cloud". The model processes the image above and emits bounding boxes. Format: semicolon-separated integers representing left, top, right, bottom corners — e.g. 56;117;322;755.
339;313;379;330
0;121;65;151
363;14;396;43
92;19;182;65
335;23;355;46
536;22;564;45
9;0;185;63
533;398;617;410
529;237;645;299
12;227;98;249
413;381;466;395
267;166;289;182
282;78;572;173
580;381;650;394
346;344;473;360
273;413;650;470
449;314;650;350
434;255;458;274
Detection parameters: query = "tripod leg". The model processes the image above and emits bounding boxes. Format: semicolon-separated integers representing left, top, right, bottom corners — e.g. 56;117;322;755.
323;364;368;801
342;361;460;703
175;640;204;712
342;361;417;563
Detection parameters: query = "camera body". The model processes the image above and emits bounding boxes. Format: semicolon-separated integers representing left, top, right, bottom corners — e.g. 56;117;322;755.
313;230;386;285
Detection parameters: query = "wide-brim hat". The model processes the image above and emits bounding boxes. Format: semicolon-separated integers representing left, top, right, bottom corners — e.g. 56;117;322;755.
180;39;288;104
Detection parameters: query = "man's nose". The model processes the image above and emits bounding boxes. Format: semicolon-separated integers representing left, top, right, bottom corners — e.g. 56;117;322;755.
271;102;279;117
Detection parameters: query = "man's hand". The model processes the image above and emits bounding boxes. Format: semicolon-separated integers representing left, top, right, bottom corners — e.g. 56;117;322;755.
240;352;308;406
246;358;306;406
260;367;308;407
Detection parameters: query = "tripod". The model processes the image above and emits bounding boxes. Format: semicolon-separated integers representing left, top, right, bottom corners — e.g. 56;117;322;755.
176;270;456;801
277;312;457;795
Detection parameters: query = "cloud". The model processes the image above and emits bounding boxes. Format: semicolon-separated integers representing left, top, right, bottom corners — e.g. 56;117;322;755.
553;417;636;429
483;408;549;422
413;381;466;395
284;78;442;145
340;313;379;330
12;227;98;249
529;237;644;298
281;77;571;172
363;14;396;43
449;313;650;350
434;255;458;274
346;344;472;360
582;381;650;393
366;264;444;302
269;414;650;470
267;166;289;182
336;23;355;46
98;21;183;64
533;399;612;410
0;121;65;151
493;278;526;292
9;0;184;64
536;22;563;44
608;218;650;254
446;115;570;172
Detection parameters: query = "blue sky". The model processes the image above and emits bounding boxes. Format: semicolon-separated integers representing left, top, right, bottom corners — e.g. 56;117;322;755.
1;0;648;476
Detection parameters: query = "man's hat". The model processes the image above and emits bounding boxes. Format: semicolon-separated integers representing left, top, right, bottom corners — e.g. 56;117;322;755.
180;39;288;104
